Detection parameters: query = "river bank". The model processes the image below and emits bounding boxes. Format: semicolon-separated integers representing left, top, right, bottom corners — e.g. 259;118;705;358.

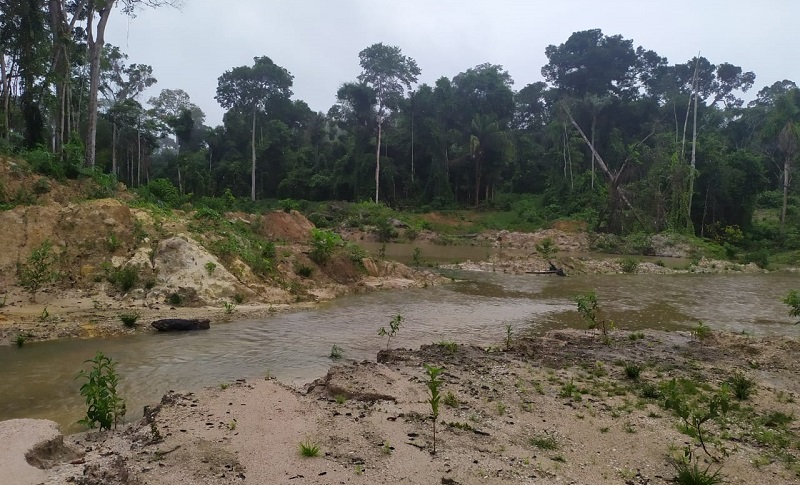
9;328;798;484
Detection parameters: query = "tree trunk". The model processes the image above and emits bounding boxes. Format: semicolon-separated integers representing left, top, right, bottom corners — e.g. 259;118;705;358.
85;4;113;168
0;52;8;140
111;122;117;175
374;120;382;203
251;104;257;201
782;155;790;228
590;115;596;189
474;154;481;207
687;76;699;231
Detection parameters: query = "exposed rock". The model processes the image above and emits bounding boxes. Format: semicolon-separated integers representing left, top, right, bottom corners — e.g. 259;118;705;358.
151;318;211;332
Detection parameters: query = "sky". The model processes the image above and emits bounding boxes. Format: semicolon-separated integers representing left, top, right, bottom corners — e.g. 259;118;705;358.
105;0;800;127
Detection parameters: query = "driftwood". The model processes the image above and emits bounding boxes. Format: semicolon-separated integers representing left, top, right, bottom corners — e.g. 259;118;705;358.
526;262;566;277
151;318;210;332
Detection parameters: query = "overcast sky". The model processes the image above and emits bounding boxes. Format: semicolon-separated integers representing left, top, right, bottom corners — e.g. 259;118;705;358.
105;0;800;127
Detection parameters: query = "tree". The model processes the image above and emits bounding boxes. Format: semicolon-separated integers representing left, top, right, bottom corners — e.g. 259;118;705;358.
215;56;293;200
357;43;420;203
84;0;179;168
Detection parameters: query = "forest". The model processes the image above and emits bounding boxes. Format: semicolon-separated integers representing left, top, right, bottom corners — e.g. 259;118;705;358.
1;1;798;258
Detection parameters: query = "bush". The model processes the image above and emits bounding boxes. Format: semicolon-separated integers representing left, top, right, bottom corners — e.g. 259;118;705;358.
17;240;58;301
119;312;141;328
139;178;185;207
107;266;139;293
76;351;126;430
309;228;341;264
619;258;639;273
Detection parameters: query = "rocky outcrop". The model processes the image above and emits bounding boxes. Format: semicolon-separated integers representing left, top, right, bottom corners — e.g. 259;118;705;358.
151;318;211;331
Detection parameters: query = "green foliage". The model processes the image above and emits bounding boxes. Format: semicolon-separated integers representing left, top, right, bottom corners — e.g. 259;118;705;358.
298;438;320;457
16;240;58;301
728;373;756;400
309;228;341;264
107;266;139;293
76;352;126;430
437;340;458;354
783;290;800;324
378;314;403;350
624;362;642;380
574;290;612;336
619;257;639;273
534;237;558;259
222;301;236;314
423;364;443;454
443;391;459;408
504;322;513;350
411;247;422;267
105;233;120;252
692;321;712;341
119;312;141;328
14;334;27;348
329;344;343;359
138;178;187;208
529;432;558;450
204;261;217;275
671;449;725;485
167;292;183;306
294;262;314;278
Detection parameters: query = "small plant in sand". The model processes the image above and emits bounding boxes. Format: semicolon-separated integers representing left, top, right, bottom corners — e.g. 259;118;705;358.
412;247;422;267
17;239;58;301
534;237;557;259
76;351;126;430
423;364;443;454
662;378;730;460
727;372;756;400
119;312;141;328
443;390;459;408
574;290;613;338
14;334;27;348
381;441;393;454
0;294;7;307
437;340;458;354
309;228;340;264
299;438;320;457
222;301;236;314
334;394;347;405
378;314;403;350
204;261;217;276
529;431;558;450
504;322;513;350
624;362;642;380
692;321;712;341
671;447;725;485
39;306;49;321
329;344;343;359
783;289;800;324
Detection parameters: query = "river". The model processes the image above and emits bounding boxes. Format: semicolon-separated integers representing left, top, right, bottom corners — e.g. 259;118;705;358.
0;264;797;433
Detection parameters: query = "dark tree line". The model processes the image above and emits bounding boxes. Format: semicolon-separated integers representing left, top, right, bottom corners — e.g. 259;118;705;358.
1;9;798;240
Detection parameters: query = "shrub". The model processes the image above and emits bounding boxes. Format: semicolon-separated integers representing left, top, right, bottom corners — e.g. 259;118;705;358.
119;312;141;328
535;237;557;259
17;240;58;301
329;345;343;359
728;372;756;400
619;257;639;273
167;292;183;306
624;362;642;380
108;266;139;293
309;228;340;264
299;438;320;457
294;262;314;278
204;261;217;275
783;290;800;324
378;314;403;350
76;351;126;430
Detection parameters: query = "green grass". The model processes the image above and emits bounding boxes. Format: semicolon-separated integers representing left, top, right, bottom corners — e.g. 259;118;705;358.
529;432;558;450
119;312;141;328
299;438;320;457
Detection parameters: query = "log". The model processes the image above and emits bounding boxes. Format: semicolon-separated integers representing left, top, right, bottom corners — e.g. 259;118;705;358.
151;318;210;332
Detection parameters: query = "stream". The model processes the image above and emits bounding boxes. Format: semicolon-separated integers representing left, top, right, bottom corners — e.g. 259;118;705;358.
1;260;798;433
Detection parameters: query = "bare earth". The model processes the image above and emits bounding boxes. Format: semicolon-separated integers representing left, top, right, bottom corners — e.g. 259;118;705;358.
15;329;797;485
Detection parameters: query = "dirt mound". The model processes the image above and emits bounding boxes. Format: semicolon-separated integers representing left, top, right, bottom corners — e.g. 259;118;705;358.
257;209;315;242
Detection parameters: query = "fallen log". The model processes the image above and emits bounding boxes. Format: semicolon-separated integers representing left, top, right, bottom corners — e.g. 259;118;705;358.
151;318;211;332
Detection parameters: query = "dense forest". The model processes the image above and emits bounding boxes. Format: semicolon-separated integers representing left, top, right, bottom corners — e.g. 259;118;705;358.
1;2;798;253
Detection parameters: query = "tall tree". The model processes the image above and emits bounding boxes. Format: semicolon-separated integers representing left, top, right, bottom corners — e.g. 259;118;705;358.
215;55;293;201
357;43;420;203
83;0;178;168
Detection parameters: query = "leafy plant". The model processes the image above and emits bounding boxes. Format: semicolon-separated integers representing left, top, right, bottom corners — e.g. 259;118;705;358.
437;340;458;354
378;314;403;350
624;362;642;380
728;372;756;400
14;334;27;348
119;312;141;328
672;448;725;485
529;431;558;450
412;247;422;267
105;233;120;252
504;322;513;350
76;351;126;430
17;240;58;301
662;378;730;460
423;364;443;454
167;292;183;306
294;262;314;278
204;261;217;276
299;438;320;457
443;390;459;408
222;301;236;314
535;237;557;259
619;257;639;273
574;290;613;337
107;265;139;293
309;228;341;264
783;290;800;324
329;344;343;359
692;321;712;341
334;394;347;405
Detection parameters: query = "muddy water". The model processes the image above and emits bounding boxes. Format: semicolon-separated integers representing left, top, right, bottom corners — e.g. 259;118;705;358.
1;268;798;433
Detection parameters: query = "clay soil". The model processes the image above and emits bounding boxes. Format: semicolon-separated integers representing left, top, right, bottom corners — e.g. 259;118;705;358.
31;329;800;485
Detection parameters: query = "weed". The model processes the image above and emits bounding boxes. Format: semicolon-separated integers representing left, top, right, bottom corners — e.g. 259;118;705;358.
219;383;229;390
629;331;645;341
381;441;393;454
624;362;642;380
671;448;725;485
437;340;458;354
599;426;610;433
222;301;236;314
377;243;386;259
299;438;320;457
329;344;343;359
334;394;347;405
504;322;513;350
528;432;558;450
76;351;126;430
574;290;612;336
639;383;661;400
204;261;217;276
233;293;244;304
167;292;183;306
378;314;403;350
728;372;756;400
443;391;459;408
39;306;49;321
619;257;639;273
412;247;422;267
14;334;27;348
108;266;139;293
354;464;364;475
227;419;237;431
559;379;578;399
783;290;800;324
535;237;557;259
17;240;58;301
294;262;314;278
0;294;6;307
309;228;341;264
105;233;120;252
423;364;443;454
692;321;712;341
119;312;141;328
662;378;730;460
149;422;162;443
